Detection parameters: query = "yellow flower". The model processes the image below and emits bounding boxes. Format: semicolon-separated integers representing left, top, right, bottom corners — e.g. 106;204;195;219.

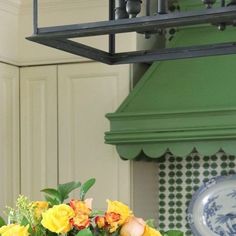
120;217;146;236
106;200;132;232
41;204;75;234
0;224;29;236
143;225;162;236
33;201;49;219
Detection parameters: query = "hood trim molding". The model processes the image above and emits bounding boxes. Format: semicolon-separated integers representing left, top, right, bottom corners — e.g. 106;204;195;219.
106;108;236;159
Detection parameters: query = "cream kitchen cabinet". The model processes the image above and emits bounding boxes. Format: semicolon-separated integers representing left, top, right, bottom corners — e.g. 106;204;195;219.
20;66;58;200
58;63;131;209
0;63;20;213
19;63;131;209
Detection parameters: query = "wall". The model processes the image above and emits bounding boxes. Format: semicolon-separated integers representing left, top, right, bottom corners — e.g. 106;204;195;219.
0;62;19;218
0;1;19;64
18;0;137;65
0;0;133;214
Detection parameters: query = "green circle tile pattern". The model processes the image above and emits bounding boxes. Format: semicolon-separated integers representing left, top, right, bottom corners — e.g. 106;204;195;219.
229;162;235;168
157;152;236;235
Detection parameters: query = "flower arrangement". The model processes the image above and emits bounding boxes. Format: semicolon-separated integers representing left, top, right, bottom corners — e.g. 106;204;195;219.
0;178;183;236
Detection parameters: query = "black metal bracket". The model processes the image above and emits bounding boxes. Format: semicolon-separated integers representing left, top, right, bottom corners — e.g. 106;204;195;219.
27;0;236;65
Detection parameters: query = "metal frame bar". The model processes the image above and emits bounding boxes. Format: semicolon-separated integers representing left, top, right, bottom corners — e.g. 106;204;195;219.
109;0;116;54
28;0;236;65
27;38;112;64
112;42;236;64
33;0;38;34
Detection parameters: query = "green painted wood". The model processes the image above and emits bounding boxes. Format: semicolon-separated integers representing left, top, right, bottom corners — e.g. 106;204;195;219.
105;23;236;160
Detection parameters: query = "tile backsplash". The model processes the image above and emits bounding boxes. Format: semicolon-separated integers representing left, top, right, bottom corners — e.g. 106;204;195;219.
157;151;236;235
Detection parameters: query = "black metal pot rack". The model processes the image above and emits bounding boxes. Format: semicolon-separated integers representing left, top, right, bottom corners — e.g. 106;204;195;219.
27;0;236;65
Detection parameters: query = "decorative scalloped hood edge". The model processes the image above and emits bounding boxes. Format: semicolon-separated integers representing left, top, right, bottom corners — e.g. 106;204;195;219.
105;25;236;160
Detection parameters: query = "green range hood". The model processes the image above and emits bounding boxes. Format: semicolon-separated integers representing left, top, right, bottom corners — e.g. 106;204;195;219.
105;25;236;160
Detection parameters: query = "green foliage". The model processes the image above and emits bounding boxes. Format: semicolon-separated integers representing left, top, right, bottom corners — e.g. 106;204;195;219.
110;230;120;236
41;181;81;205
5;195;46;235
162;230;184;236
58;181;81;202
40;188;61;204
0;216;6;227
45;230;58;236
90;210;104;217
41;179;95;205
44;195;61;206
80;178;96;200
75;228;93;236
9;195;36;226
145;218;155;228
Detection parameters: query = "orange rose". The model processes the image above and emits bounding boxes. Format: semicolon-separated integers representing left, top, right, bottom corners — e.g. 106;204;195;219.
70;199;91;215
69;199;92;230
70;214;90;230
95;216;106;228
105;212;120;232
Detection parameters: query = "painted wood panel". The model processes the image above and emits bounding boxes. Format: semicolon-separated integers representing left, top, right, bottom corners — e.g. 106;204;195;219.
0;63;19;213
20;66;58;200
58;63;131;209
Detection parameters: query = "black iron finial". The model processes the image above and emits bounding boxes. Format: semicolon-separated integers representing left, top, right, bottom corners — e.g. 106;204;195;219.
202;0;216;9
115;0;129;19
126;0;142;18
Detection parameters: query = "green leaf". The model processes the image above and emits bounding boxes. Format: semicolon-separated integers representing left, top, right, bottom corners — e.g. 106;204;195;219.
90;210;104;217
57;181;81;202
75;228;93;236
20;216;30;226
111;230;120;236
0;216;6;227
80;178;96;200
164;230;184;236
41;188;61;202
46;230;58;236
44;195;60;206
146;219;155;228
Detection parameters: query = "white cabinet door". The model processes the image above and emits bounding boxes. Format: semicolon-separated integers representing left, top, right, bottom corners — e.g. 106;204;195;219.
20;66;58;200
0;63;19;213
58;63;131;209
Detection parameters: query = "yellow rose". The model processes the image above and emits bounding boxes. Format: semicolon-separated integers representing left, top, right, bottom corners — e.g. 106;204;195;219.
143;225;162;236
120;217;145;236
33;201;49;219
106;200;133;232
107;200;132;225
0;224;29;236
41;204;75;234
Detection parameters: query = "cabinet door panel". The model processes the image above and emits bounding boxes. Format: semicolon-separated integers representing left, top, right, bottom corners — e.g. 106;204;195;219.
20;66;58;200
58;63;130;209
0;63;19;212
